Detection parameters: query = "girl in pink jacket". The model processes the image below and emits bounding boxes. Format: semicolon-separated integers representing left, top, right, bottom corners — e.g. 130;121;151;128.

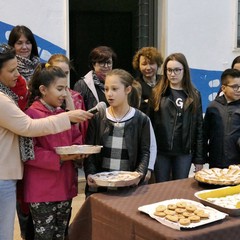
24;63;84;240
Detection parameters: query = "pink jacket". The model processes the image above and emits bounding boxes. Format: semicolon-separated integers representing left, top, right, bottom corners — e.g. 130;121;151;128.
24;101;81;202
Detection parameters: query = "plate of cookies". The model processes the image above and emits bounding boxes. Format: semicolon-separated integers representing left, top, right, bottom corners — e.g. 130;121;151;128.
138;199;228;230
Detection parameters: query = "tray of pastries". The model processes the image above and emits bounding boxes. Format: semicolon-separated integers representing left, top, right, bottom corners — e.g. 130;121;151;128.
195;185;240;216
194;165;240;186
138;199;228;230
55;145;102;155
91;171;141;187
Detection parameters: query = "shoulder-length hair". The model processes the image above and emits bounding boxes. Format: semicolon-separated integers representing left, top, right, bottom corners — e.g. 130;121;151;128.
8;25;39;59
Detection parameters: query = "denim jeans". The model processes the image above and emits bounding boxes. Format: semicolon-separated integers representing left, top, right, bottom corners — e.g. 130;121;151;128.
0;180;17;240
154;153;192;182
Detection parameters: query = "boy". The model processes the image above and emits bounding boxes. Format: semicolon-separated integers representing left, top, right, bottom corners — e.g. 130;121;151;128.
203;68;240;168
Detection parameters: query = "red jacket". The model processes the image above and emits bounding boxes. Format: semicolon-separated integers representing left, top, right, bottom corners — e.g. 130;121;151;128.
24;100;81;202
11;75;29;111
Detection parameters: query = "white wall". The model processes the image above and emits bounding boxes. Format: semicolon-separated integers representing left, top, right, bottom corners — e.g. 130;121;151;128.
161;0;240;71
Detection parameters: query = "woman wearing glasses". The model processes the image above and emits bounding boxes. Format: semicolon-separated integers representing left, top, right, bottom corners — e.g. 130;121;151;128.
74;46;117;110
203;68;240;169
148;53;204;182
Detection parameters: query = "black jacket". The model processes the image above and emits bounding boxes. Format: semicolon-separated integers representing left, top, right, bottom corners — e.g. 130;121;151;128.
84;108;151;179
203;95;240;168
149;88;204;164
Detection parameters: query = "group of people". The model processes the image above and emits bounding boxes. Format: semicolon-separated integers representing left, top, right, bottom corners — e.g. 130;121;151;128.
1;24;240;240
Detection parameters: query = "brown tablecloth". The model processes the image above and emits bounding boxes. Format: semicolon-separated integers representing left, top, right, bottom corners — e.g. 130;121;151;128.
68;178;240;240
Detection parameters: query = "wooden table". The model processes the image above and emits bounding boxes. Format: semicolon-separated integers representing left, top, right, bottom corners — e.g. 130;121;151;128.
68;178;240;240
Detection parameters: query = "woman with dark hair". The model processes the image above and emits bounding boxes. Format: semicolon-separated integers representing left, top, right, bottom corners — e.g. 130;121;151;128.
231;56;240;70
0;44;92;240
74;46;117;110
149;53;204;182
8;25;40;82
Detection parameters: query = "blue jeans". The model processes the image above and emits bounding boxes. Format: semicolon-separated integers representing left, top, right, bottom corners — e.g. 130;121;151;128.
154;154;192;182
0;180;17;240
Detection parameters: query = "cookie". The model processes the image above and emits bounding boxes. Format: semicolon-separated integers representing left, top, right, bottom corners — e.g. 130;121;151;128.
179;218;191;226
189;215;200;223
164;209;175;216
167;204;177;210
186;205;197;212
154;211;166;217
196;211;209;219
156;205;166;212
183;211;194;217
175;208;186;214
165;214;178;222
176;201;187;208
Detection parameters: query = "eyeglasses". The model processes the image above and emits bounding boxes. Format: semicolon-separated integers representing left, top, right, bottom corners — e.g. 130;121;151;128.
98;61;113;67
225;84;240;92
166;68;183;75
0;44;11;54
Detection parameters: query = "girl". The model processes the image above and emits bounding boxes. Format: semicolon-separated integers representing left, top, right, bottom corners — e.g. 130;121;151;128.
48;54;88;142
23;64;88;240
149;53;204;182
84;69;156;196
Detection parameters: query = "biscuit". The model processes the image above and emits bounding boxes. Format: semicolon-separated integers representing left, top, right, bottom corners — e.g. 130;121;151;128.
176;201;187;208
167;204;177;210
164;209;175;215
189;215;200;223
179;218;191;226
154;211;166;217
156;205;166;212
165;214;178;222
186;205;197;212
175;208;186;214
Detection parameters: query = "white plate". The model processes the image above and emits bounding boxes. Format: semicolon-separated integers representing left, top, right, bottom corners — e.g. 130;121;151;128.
55;145;102;154
91;171;141;187
138;199;228;230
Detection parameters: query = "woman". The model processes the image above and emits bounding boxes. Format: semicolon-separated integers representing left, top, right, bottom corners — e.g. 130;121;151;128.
84;69;156;196
74;46;117;110
132;47;163;113
0;43;92;240
8;25;41;239
8;25;40;82
149;53;204;182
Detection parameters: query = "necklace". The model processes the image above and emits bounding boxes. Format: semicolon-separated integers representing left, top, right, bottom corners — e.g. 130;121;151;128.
111;106;131;126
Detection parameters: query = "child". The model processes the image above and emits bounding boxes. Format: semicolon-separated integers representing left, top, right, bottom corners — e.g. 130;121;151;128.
47;54;88;143
23;64;85;240
203;68;240;168
84;69;156;196
149;53;204;182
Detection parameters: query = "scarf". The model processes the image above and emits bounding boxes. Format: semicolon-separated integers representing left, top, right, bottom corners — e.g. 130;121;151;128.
16;55;40;82
0;82;34;162
92;71;105;92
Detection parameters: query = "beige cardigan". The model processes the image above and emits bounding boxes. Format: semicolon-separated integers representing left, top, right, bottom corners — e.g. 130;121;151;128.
0;92;71;180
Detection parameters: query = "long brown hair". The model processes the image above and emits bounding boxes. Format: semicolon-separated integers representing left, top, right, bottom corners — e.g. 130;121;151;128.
151;53;199;112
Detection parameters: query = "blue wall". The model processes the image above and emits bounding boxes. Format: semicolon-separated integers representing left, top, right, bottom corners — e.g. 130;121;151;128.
190;68;222;113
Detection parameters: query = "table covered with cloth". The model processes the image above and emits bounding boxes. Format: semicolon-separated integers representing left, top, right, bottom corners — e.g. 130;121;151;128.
68;178;240;240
